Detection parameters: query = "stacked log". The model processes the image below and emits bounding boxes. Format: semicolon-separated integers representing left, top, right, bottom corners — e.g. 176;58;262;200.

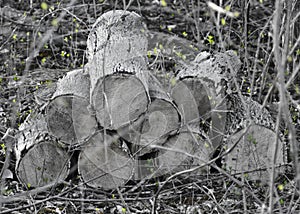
15;10;286;190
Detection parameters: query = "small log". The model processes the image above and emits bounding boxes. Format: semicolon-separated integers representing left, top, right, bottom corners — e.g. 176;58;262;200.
223;125;285;183
119;97;180;156
78;131;134;190
46;95;97;145
16;141;69;188
92;73;149;130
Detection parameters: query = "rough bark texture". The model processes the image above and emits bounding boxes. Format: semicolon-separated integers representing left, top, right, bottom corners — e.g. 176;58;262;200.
85;10;148;95
176;51;241;149
52;68;90;99
16;141;69;188
78;131;133;190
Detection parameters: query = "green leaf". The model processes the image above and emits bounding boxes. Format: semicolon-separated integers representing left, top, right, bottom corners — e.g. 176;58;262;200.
279;198;284;205
122;207;126;213
207;35;215;45
221;18;226;26
51;18;58;26
161;0;167;7
278;184;284;191
182;31;188;37
41;57;46;64
61;51;66;57
41;2;48;10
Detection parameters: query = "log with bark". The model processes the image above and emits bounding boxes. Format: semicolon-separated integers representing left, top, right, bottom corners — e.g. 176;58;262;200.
46;69;97;146
86;10;150;130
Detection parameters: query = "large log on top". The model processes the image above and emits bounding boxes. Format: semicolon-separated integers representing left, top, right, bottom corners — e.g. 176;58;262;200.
86;10;150;129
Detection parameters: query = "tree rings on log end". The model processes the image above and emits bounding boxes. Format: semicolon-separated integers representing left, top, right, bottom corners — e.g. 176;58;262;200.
223;125;285;183
78;131;134;190
92;74;149;130
133;131;209;180
119;98;181;156
46;95;97;146
16;141;69;188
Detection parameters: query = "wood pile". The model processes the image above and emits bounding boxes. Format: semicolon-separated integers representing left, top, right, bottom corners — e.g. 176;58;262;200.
15;10;285;190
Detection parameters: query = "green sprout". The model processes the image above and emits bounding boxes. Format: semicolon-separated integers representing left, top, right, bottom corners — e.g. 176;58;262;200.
12;34;17;40
207;35;215;45
278;184;284;191
51;18;58;26
41;57;47;64
61;51;67;57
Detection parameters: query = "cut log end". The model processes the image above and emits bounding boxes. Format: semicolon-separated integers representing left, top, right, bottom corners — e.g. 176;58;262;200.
46;95;97;145
78;131;134;190
92;74;149;130
223;125;285;183
16;141;69;188
134;131;211;180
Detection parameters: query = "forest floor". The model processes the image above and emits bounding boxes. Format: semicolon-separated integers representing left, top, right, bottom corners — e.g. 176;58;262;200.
0;0;300;213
